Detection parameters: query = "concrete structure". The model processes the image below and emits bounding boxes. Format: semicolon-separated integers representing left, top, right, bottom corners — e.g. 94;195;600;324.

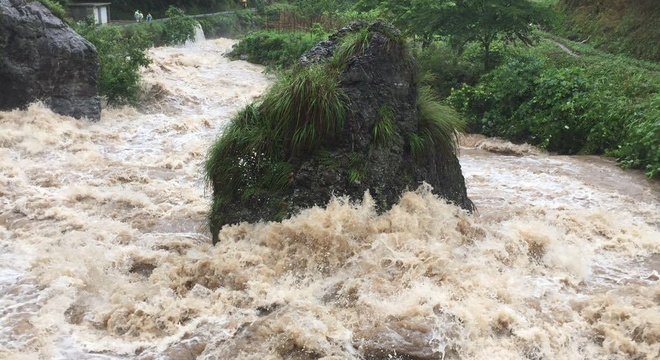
68;2;111;25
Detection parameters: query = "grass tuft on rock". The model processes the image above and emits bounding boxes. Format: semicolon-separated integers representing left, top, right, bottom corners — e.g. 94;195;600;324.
411;86;463;160
207;23;467;244
261;64;348;155
330;28;371;70
372;105;396;148
206;65;348;243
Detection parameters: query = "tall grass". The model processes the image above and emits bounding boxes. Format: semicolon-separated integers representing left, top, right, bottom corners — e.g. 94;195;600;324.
412;86;463;159
206;65;348;242
261;65;348;155
372;105;396;148
330;27;371;70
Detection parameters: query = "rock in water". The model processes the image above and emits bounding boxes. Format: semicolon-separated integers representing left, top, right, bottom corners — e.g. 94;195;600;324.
0;0;101;121
207;22;473;244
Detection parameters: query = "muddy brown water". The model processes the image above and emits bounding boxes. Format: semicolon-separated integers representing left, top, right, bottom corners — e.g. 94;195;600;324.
1;39;658;360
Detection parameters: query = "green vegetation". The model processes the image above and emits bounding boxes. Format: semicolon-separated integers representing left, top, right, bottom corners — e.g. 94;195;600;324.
556;0;660;62
76;20;152;104
414;86;463;159
261;65;348;154
228;30;326;69
197;10;262;38
372;106;396;148
448;36;660;177
163;6;198;45
330;27;370;69
363;0;547;70
205;63;348;234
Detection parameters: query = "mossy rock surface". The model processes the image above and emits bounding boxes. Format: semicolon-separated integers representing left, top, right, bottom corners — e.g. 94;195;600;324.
207;21;473;244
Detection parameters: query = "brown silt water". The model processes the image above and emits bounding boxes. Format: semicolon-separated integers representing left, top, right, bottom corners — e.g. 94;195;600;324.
0;39;658;360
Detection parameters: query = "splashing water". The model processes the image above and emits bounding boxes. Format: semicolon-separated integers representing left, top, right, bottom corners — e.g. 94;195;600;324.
0;39;658;360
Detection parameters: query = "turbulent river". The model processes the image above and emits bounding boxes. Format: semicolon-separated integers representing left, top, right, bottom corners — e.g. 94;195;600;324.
1;38;659;360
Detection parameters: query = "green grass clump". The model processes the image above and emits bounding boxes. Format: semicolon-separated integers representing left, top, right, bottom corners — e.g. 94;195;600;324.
261;65;348;155
372;106;396;148
330;27;371;69
206;65;348;241
411;86;463;160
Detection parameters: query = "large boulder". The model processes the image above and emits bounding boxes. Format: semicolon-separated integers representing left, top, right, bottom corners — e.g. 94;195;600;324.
0;0;101;120
207;22;473;244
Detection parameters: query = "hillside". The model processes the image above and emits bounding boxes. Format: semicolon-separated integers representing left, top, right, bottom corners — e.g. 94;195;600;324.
559;0;660;61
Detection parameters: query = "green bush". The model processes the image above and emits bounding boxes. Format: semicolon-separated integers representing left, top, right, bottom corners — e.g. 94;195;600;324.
164;6;197;45
228;30;325;69
448;53;547;136
447;37;660;177
76;21;151;104
615;94;660;178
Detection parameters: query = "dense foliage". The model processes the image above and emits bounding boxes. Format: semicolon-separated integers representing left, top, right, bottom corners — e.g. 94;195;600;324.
163;6;198;45
228;30;325;69
357;0;547;70
76;20;152;104
448;37;660;177
75;7;198;104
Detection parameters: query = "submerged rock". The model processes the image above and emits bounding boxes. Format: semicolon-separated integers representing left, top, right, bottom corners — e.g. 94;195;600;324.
0;0;101;120
208;22;473;244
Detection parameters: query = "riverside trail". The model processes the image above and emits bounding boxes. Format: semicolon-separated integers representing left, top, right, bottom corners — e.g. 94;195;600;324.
0;38;659;360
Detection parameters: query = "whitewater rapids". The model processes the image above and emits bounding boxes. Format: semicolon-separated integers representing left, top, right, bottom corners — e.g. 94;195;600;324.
0;38;659;360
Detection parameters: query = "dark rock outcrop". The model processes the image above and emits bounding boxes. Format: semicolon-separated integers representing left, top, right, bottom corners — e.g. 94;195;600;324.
292;21;472;214
209;22;472;243
0;0;101;120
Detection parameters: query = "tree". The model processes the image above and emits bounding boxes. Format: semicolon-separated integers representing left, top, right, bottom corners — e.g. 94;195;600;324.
369;0;546;70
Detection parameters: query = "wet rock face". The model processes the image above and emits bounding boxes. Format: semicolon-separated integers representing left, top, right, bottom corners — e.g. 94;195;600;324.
210;22;472;243
291;22;473;215
0;0;101;121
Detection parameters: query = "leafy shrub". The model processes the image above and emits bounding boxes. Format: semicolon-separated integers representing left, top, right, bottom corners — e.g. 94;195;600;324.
164;6;197;45
448;37;660;177
76;22;151;104
615;94;660;178
415;41;483;98
448;54;547;136
228;30;325;69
